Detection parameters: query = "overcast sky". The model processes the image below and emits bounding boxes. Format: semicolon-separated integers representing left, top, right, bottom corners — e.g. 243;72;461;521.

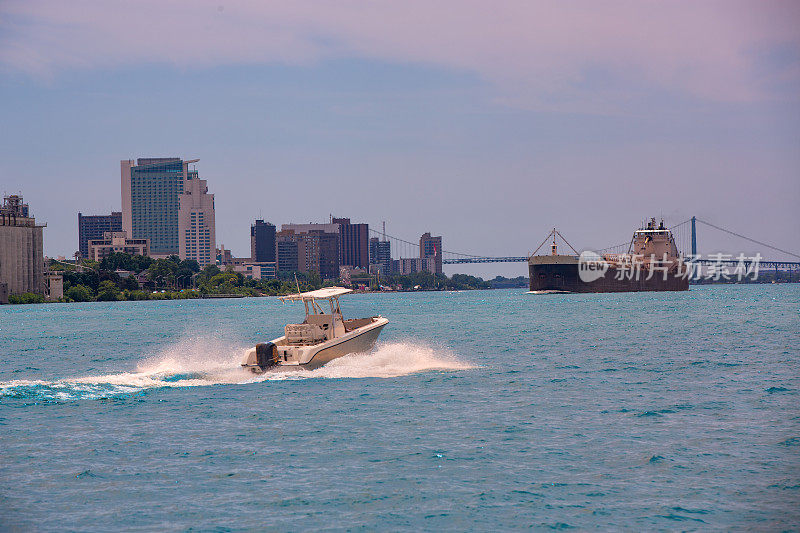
1;1;798;277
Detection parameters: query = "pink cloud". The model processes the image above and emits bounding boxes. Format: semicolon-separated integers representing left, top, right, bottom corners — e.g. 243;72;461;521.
1;0;798;106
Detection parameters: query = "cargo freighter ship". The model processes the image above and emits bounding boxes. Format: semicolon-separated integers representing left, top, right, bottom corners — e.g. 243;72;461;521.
528;218;689;293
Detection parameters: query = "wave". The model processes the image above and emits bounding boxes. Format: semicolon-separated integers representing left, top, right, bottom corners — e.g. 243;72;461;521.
0;338;471;402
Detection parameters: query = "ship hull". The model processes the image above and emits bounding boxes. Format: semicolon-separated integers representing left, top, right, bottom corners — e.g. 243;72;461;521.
528;262;689;293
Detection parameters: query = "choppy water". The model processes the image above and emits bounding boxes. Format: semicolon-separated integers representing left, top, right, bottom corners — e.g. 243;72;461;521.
1;286;798;530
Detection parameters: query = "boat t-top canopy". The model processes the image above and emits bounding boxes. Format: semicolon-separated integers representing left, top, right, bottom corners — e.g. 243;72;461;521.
279;287;352;302
280;287;352;318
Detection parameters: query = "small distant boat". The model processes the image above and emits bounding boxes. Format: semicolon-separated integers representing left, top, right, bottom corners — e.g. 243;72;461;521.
241;287;388;372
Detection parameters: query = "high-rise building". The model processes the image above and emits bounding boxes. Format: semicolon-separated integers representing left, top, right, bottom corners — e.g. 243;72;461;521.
276;230;299;272
0;195;45;302
420;232;443;274
281;224;340;279
251;220;276;262
294;231;340;280
333;217;369;268
369;237;391;274
77;211;122;258
178;174;216;266
121;157;198;256
315;231;340;280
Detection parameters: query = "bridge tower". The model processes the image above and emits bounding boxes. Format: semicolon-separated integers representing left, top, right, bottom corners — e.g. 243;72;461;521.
691;216;697;256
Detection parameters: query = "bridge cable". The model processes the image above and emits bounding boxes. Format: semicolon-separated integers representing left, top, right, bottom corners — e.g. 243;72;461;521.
696;218;800;260
368;228;485;258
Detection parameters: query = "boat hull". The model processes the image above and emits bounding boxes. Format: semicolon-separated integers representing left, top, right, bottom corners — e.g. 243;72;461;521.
528;261;689;293
242;318;388;372
300;321;386;370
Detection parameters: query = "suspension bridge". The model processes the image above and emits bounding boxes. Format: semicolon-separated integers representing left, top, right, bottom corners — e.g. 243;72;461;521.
369;217;800;272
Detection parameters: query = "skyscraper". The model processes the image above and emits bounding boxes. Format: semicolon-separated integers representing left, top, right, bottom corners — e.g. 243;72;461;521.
250;220;276;262
276;230;299;272
369;236;391;274
420;232;443;274
281;223;340;279
178;174;216;266
78;211;122;258
279;224;340;279
333;217;369;269
121;158;197;256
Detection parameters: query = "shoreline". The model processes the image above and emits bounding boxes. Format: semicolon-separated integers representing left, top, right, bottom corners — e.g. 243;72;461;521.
3;281;798;306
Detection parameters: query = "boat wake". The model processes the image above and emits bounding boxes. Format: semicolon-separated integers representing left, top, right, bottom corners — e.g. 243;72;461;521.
0;338;472;402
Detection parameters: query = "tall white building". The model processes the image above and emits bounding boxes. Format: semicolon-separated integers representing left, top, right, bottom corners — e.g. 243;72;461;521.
178;175;216;267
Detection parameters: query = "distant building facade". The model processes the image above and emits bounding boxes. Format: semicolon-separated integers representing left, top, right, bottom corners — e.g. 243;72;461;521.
0;195;45;300
340;265;373;288
78;211;122;258
121;157;200;256
298;231;340;280
333;217;369;268
178;174;216;266
280;224;340;279
87;231;149;261
282;222;340;235
251;220;276;262
276;230;300;272
391;257;436;275
216;245;233;266
420;232;443;274
45;272;63;301
235;261;277;280
369;237;391;275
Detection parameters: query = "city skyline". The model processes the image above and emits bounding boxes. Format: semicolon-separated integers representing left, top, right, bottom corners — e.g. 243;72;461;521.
1;2;799;278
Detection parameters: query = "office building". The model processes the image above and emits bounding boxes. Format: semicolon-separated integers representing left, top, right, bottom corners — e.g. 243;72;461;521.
87;231;150;261
121;157;197;256
0;195;45;302
251;220;276;262
333;217;369;268
276;231;300;272
178;174;216;267
297;231;340;280
280;224;340;279
420;232;443;274
78;211;122;258
369;237;391;274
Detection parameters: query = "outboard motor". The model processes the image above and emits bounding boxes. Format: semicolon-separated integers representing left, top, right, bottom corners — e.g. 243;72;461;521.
255;342;279;371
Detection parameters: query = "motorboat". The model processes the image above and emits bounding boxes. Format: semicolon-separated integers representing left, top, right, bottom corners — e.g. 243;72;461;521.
241;287;388;372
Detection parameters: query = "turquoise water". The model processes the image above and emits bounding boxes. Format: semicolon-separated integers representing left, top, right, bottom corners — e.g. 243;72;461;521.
1;286;798;530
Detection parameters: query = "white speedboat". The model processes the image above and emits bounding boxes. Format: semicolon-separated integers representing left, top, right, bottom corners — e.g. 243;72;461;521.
241;287;388;372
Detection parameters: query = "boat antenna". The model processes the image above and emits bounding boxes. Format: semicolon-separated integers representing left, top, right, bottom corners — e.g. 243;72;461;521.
294;273;301;294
